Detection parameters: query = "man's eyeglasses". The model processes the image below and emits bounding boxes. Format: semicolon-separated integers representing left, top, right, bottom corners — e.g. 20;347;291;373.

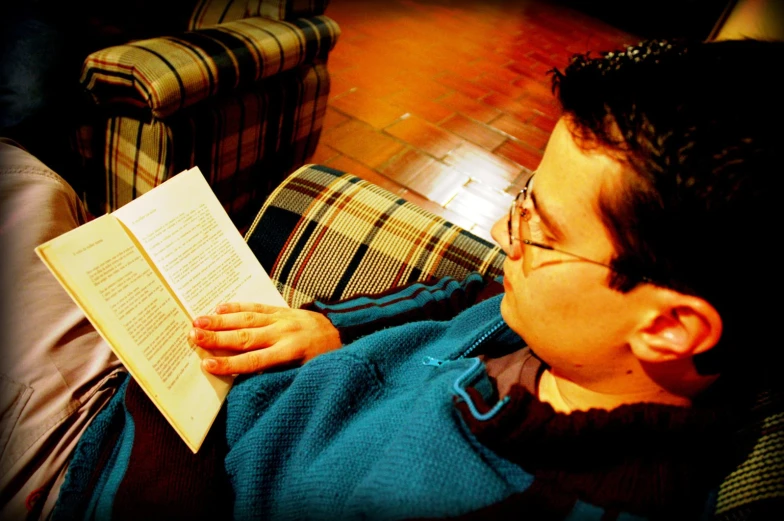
507;174;620;272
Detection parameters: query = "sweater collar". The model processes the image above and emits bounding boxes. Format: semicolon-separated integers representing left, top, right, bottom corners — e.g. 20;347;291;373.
456;382;745;517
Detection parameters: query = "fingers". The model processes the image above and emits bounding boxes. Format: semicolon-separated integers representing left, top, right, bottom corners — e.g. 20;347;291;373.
190;326;270;351
202;348;301;375
191;303;342;376
212;302;284;315
193;311;272;331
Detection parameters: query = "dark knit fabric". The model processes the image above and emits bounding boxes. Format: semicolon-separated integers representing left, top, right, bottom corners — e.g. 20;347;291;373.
453;385;744;520
55;378;233;521
111;379;233;521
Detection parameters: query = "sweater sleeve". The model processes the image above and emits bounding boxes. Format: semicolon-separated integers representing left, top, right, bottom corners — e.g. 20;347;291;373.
301;273;504;345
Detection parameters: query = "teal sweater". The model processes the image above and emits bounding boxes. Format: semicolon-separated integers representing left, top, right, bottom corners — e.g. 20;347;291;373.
224;292;528;520
55;275;734;520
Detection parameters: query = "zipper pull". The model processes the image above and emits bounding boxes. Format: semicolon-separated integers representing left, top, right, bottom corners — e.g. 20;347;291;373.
422;356;445;367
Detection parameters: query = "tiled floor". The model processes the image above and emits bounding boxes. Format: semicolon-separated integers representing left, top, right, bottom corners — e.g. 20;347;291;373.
315;0;638;243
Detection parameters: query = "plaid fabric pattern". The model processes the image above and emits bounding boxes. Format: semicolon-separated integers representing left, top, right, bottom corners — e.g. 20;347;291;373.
244;164;506;309
188;0;251;29
97;63;330;227
188;0;330;28
80;15;339;120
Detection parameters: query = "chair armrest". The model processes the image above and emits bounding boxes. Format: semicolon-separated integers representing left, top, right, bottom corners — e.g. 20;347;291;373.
189;0;332;29
80;15;339;119
244;164;506;309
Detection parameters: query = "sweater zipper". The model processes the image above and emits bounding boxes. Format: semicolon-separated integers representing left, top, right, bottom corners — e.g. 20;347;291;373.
422;319;510;421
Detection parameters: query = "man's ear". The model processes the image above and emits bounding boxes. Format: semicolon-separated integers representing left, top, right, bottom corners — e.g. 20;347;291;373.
629;290;723;363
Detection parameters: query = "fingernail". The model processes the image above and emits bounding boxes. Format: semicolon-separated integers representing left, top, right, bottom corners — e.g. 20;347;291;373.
214;305;226;313
203;359;217;370
194;317;209;328
190;329;204;342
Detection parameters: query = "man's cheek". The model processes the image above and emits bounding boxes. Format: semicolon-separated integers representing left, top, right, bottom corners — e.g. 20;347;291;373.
500;292;529;332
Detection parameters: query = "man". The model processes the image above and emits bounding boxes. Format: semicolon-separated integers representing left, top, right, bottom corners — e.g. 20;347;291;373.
2;38;780;519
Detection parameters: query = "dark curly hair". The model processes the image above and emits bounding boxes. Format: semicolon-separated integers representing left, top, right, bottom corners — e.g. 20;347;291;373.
550;39;783;376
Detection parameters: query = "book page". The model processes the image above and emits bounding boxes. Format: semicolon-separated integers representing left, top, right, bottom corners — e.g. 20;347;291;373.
35;215;231;453
113;168;287;318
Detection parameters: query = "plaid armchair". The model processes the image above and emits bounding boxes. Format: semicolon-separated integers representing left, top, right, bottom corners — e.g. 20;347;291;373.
76;0;339;229
246;164;784;520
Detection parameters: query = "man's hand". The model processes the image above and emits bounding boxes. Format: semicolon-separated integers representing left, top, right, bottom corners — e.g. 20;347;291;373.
190;303;342;375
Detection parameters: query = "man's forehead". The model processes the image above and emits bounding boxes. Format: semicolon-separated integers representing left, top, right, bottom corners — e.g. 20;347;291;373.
536;119;627;237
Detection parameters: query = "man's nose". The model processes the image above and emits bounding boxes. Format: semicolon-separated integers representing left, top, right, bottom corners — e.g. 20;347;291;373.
490;217;514;257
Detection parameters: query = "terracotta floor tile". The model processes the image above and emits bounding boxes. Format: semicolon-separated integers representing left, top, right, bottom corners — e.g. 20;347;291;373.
384;115;464;159
463;178;517;208
513;76;554;100
467;224;495;245
442;60;500;82
325;154;406;195
325;51;355;74
443;142;522;190
474;74;529;100
393;74;452;101
440;114;507;151
481;92;536;122
437;92;501;124
436;72;491;100
356;57;421;83
321;0;638;240
522;94;562;120
406;162;469;207
520;33;556;53
400;189;478;232
310;143;340;165
530;113;558;134
384;90;455;125
330;68;408;99
381;148;436;186
328;73;355;100
474;50;516;68
505;56;544;76
322;119;405;169
322;107;350;133
528;50;571;71
496;44;534;64
490;115;551;151
445;187;509;234
330;90;407;129
495;141;544;171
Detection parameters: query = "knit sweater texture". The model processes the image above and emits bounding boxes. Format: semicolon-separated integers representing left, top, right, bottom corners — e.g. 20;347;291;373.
53;275;739;520
225;292;529;520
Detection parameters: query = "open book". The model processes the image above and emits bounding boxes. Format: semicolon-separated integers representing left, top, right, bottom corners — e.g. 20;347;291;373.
35;167;287;453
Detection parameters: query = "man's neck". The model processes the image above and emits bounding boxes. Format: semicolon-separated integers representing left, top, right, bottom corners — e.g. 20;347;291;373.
537;369;693;413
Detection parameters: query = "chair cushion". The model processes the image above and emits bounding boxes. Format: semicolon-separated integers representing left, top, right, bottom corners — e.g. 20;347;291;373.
245;164;506;308
80;15;339;119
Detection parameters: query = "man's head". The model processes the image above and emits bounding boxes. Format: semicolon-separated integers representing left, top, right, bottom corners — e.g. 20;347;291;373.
492;39;782;403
